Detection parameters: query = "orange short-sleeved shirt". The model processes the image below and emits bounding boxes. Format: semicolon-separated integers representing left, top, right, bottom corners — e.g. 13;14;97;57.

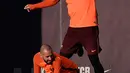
33;0;97;28
66;0;98;28
33;52;78;73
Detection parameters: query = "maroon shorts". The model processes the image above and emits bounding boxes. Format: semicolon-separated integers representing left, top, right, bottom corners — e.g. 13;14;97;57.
60;26;100;55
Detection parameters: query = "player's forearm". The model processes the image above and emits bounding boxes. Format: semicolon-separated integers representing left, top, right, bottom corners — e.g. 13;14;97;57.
33;0;59;9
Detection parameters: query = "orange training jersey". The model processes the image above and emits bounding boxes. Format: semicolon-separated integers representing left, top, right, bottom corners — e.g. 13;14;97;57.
66;0;98;28
33;52;78;73
32;0;97;28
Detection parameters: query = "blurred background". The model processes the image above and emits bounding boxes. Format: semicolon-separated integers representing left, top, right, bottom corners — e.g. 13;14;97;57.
2;0;130;73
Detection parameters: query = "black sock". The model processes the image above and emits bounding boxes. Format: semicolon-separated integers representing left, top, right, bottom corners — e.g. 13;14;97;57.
88;54;104;73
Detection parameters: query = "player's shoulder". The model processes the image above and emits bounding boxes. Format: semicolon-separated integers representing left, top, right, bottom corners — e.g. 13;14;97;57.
53;52;62;60
33;52;40;59
53;52;69;61
53;52;60;56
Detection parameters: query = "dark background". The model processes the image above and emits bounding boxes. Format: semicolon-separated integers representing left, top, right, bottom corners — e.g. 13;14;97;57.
2;0;42;73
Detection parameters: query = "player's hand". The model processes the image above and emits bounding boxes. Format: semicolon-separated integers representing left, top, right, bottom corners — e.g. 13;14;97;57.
24;4;35;12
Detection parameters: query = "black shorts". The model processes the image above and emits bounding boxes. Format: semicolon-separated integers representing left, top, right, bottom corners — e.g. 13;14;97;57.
60;26;100;55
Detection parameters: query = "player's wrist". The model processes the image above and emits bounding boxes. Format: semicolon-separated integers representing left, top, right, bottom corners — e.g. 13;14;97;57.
32;4;39;10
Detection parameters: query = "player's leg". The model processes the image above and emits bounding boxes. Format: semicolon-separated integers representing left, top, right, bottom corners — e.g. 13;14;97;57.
81;26;104;73
60;27;79;58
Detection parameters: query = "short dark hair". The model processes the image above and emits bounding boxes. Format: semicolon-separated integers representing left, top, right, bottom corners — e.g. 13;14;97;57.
40;44;53;54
